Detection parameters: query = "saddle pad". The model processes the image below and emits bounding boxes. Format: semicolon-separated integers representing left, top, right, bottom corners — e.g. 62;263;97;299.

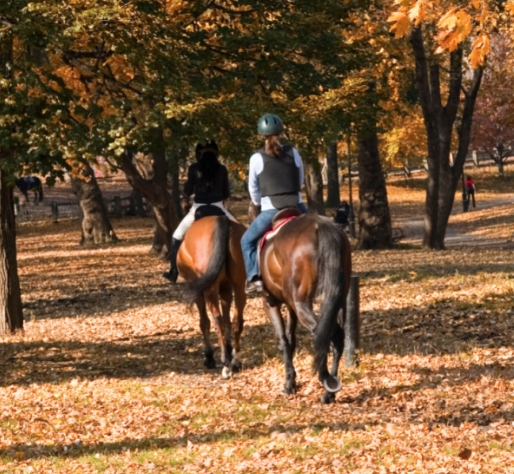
259;216;297;252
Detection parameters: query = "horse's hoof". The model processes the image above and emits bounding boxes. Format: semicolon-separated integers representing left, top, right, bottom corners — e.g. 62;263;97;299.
231;359;242;373
204;358;216;369
321;392;336;404
221;367;232;379
284;385;297;395
323;376;342;393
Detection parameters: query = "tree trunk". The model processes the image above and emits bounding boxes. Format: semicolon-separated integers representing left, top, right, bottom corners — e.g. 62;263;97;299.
0;26;23;334
411;26;483;249
356;143;393;250
121;128;179;258
0;170;23;334
70;162;118;245
497;154;505;178
355;92;393;250
166;146;187;222
325;143;340;207
305;160;326;215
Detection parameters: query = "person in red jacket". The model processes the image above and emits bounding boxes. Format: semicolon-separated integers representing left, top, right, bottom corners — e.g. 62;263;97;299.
465;176;476;208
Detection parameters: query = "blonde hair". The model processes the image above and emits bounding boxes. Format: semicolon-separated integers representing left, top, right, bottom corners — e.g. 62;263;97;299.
264;134;282;157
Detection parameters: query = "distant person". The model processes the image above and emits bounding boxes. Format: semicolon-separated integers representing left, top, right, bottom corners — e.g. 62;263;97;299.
465;175;476;208
334;200;350;228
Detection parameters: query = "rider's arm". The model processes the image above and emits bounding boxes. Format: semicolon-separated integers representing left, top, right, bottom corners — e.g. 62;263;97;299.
293;148;305;202
293;149;305;187
248;153;263;206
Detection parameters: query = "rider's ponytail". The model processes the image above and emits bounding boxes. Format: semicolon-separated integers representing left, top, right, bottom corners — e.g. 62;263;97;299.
264;134;282;157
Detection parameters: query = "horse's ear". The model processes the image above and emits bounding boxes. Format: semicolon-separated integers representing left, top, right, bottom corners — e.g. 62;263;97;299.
210;140;218;151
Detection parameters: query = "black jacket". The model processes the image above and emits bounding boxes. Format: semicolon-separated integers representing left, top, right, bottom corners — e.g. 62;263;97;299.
183;162;230;204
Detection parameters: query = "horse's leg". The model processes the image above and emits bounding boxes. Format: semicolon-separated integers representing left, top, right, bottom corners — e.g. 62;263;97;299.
220;283;241;373
285;306;298;391
205;286;233;378
321;309;345;404
196;295;216;369
263;298;297;395
230;281;246;373
294;300;341;398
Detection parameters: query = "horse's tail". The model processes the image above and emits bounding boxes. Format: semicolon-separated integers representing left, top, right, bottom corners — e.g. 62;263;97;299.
313;219;345;373
183;216;230;302
38;180;44;202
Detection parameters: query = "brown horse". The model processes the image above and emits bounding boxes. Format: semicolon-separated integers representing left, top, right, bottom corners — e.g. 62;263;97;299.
177;215;247;378
257;209;352;403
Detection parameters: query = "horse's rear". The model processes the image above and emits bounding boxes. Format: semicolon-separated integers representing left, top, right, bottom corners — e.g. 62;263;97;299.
261;213;351;402
177;215;246;377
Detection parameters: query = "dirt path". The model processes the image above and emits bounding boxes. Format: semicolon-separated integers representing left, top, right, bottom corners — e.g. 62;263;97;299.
394;196;514;248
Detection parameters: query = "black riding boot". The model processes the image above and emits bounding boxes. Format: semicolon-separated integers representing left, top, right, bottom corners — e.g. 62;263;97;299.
162;238;182;283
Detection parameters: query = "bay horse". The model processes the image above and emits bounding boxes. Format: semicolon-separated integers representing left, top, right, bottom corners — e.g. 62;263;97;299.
177;214;247;378
254;206;352;403
16;176;43;202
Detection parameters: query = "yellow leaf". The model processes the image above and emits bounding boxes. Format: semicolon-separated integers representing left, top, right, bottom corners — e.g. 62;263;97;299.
438;10;458;30
387;11;411;38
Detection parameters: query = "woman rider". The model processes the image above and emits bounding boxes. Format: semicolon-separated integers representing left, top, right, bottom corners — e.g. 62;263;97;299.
241;114;308;295
163;141;236;283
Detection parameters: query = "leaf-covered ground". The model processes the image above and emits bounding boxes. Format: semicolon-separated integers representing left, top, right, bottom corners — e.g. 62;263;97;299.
2;175;514;473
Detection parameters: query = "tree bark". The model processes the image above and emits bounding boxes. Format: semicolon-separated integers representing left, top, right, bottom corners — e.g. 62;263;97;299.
166;146;187;222
325;142;340;207
411;26;482;249
70;162;118;245
121;128;179;258
356;139;393;249
305;160;326;215
355;103;393;249
0;170;23;334
0;25;23;334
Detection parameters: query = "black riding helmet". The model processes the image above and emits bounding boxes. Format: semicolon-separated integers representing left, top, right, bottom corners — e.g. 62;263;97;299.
257;114;284;136
195;140;218;161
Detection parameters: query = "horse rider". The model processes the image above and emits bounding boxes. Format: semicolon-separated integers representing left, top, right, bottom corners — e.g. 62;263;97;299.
162;140;237;283
241;113;308;295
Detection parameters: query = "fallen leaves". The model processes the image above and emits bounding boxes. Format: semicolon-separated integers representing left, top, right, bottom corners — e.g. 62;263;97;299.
1;179;514;472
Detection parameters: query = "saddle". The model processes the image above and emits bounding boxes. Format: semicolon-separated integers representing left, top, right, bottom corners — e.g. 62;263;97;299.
259;208;301;252
194;204;226;221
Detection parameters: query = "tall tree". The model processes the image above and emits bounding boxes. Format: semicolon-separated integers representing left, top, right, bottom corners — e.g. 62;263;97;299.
0;13;23;333
410;28;482;248
355;84;393;249
387;0;514;248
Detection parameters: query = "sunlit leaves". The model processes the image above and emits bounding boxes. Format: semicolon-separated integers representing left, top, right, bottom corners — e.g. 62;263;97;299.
387;0;511;66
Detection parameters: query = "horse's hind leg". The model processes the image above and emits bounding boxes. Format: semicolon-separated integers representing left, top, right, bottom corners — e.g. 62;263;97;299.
220;283;241;373
231;282;246;370
196;295;216;369
322;310;345;404
295;300;341;399
263;299;297;395
205;287;233;378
